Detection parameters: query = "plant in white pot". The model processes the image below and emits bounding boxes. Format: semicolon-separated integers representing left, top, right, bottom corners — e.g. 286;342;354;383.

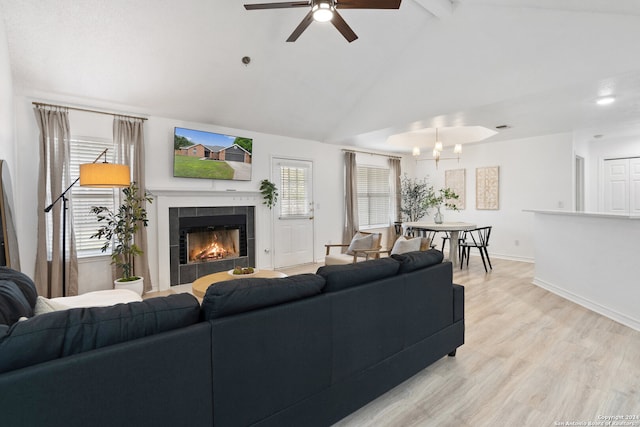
90;182;152;295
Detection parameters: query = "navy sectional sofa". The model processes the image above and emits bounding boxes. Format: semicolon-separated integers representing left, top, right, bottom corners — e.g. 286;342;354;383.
0;250;464;427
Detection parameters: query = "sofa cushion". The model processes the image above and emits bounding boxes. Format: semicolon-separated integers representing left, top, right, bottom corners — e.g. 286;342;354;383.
0;293;200;374
316;257;400;293
201;274;326;320
0;267;38;326
391;249;444;273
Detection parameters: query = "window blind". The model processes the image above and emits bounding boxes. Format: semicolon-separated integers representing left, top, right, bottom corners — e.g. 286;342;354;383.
69;138;117;257
357;166;390;227
280;165;310;217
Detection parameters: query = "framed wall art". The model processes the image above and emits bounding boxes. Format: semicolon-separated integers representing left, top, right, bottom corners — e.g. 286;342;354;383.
476;166;499;210
445;168;466;210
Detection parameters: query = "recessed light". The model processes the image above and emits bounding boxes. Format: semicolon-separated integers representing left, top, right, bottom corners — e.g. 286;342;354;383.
596;96;615;105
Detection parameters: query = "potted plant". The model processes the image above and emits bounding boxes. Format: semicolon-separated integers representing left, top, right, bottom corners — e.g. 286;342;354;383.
426;187;460;223
400;175;459;224
90;182;152;295
259;179;278;209
400;175;432;222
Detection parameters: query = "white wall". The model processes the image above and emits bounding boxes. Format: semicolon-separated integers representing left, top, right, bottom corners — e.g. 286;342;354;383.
532;211;640;331
145;115;347;290
412;133;574;262
11;87;578;290
0;18;14;166
11;92;352;291
0;18;20;269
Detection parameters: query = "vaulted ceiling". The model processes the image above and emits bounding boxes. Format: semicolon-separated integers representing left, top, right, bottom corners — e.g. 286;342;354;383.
2;0;640;154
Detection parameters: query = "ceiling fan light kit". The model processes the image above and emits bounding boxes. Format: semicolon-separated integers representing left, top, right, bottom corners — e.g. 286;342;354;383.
244;0;402;42
312;1;334;22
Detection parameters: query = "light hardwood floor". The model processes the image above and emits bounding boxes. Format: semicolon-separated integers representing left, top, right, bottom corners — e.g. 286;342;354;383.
326;258;640;427
149;258;640;426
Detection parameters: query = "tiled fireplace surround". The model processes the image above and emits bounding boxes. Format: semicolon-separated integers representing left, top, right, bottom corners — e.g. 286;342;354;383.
169;205;256;286
150;189;262;291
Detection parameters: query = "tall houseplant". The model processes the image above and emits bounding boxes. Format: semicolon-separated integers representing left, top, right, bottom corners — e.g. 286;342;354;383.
90;182;152;290
400;175;432;222
400;175;459;223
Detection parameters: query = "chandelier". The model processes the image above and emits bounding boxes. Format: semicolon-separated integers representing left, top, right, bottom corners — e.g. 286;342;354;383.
413;128;462;169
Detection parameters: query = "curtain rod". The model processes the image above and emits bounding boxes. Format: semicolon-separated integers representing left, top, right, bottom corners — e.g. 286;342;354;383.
342;148;402;160
32;102;148;121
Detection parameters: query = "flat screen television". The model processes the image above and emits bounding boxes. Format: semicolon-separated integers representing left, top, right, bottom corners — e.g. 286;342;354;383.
173;127;252;181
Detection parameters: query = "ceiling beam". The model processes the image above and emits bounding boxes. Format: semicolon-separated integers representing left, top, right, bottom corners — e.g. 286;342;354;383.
413;0;454;18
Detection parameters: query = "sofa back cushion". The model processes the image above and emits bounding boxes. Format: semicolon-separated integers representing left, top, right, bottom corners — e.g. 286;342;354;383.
316;257;400;293
391;249;444;274
201;274;326;320
0;293;200;373
0;267;37;326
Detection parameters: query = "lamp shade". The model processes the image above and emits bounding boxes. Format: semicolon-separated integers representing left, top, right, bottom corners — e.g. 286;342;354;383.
79;163;130;188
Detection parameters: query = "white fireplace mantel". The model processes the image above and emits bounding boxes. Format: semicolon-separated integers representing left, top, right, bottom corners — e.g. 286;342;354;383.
148;188;261;198
149;188;266;291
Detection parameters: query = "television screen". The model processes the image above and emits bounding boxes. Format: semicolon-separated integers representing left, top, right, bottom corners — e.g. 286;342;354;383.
173;127;252;181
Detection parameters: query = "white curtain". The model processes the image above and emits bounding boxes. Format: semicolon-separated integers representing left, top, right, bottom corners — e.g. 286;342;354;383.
343;151;359;248
113;116;151;292
34;106;78;297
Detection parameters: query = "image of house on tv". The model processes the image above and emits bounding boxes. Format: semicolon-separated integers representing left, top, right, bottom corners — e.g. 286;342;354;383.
174;128;252;164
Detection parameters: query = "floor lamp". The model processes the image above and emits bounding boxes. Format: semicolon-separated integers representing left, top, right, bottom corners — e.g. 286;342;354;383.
44;148;130;296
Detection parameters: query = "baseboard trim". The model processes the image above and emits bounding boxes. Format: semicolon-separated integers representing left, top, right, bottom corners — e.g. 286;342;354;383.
532;277;640;332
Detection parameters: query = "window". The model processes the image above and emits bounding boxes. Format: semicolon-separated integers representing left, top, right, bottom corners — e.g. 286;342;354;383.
357;166;390;228
69;137;117;257
279;163;312;218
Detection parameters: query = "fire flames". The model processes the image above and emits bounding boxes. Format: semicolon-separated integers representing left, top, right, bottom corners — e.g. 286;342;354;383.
192;242;228;261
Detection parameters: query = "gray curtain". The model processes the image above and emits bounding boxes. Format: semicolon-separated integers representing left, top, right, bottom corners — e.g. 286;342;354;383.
113;116;151;293
388;157;402;244
34;106;78;297
343;151;359;247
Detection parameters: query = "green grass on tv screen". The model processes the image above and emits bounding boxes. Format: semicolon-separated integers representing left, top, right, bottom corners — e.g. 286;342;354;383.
173;155;235;180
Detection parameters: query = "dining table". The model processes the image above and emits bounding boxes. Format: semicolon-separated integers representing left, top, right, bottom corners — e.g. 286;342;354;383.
402;221;477;268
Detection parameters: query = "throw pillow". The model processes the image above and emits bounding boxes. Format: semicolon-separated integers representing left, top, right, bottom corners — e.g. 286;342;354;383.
345;233;375;256
390;236;422;255
34;296;68;315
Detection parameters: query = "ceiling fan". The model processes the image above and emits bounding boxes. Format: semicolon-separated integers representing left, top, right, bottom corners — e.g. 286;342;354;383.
243;0;402;43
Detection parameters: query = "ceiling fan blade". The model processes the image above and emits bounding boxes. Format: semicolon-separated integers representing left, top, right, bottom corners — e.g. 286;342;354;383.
286;10;315;42
244;1;309;10
331;11;358;42
337;0;401;9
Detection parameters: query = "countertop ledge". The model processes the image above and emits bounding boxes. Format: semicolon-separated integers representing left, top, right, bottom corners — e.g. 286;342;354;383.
524;209;640;219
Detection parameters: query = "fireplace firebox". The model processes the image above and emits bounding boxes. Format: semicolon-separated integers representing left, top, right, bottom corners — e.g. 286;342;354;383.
169;206;255;286
179;214;247;264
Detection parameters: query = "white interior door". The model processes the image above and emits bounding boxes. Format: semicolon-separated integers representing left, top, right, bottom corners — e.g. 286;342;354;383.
630;158;640;214
272;158;314;268
604;159;629;213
